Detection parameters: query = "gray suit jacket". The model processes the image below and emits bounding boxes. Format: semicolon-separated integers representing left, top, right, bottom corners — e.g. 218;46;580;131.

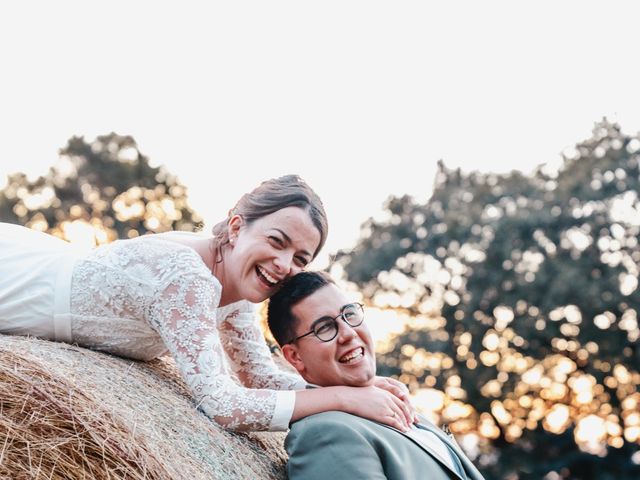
286;411;485;480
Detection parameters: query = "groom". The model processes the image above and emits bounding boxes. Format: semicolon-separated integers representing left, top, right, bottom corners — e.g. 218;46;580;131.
267;271;484;480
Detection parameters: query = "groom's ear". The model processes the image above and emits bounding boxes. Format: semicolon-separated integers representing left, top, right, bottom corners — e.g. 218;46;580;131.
282;344;306;375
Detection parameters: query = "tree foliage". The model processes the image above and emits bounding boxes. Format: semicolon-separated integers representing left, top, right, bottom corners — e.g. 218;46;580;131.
336;120;640;479
0;133;202;243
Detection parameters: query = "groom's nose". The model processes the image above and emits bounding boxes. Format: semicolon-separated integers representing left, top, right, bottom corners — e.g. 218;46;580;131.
336;321;357;343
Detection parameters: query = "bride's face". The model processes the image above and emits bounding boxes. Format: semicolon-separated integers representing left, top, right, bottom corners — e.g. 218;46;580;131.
222;206;321;304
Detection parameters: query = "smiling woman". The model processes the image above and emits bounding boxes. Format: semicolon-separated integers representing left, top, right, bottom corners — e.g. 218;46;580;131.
219;206;321;305
0;174;413;433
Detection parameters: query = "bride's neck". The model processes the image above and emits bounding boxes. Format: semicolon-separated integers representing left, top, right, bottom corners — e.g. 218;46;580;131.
211;243;238;307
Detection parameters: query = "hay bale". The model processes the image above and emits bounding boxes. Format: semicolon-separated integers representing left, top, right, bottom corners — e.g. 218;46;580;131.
0;335;288;479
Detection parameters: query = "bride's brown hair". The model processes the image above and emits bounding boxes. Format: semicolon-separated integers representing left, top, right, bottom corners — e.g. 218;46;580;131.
211;175;328;261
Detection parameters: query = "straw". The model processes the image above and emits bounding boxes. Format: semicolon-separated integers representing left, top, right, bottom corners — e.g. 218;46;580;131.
0;335;287;479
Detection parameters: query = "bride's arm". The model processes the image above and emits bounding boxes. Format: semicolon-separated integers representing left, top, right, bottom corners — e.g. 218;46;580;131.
147;269;296;431
218;302;306;390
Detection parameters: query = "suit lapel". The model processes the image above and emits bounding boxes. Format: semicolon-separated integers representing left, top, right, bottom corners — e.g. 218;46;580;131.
414;417;485;480
415;417;460;450
380;423;466;480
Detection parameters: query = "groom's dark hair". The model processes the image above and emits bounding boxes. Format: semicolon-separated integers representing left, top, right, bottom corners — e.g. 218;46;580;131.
267;271;335;346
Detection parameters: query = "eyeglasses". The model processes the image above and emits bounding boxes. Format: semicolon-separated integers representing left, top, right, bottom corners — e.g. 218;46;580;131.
286;303;365;344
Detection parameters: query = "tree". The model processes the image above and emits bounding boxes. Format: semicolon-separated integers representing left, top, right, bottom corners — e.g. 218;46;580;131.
0;133;203;243
335;120;640;479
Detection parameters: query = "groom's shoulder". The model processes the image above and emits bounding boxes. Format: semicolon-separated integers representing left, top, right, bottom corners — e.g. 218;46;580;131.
292;410;360;427
289;411;385;440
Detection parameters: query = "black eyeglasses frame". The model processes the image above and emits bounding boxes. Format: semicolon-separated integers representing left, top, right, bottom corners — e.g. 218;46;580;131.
285;303;365;345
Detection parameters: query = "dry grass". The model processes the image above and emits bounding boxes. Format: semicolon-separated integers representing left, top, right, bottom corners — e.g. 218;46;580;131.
0;335;288;480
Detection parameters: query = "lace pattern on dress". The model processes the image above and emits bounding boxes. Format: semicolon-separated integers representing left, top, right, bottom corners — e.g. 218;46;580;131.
70;239;170;360
218;302;306;391
70;237;299;431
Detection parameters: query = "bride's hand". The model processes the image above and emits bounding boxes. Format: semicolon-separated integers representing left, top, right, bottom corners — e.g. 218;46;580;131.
338;385;412;431
372;376;417;425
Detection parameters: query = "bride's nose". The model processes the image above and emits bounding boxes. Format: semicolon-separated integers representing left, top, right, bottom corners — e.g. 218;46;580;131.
273;250;294;277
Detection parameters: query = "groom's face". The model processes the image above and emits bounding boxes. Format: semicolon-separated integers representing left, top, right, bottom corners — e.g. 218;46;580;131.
282;283;376;387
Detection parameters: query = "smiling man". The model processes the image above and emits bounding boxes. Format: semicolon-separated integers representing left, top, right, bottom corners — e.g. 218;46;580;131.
267;271;485;480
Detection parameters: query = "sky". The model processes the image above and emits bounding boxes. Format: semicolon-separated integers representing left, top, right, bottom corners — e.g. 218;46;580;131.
1;1;639;268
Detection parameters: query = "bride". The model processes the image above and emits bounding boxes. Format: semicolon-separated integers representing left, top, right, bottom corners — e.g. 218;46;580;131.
0;175;414;432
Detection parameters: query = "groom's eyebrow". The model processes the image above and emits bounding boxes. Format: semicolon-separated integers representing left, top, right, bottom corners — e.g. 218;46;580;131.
273;228;313;257
310;304;351;327
310;316;333;328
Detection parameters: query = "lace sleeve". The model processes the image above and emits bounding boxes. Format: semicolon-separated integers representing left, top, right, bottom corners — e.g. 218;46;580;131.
218;302;307;391
147;271;294;431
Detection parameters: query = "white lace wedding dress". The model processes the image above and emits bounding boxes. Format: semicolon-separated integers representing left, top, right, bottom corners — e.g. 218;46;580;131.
0;223;305;431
